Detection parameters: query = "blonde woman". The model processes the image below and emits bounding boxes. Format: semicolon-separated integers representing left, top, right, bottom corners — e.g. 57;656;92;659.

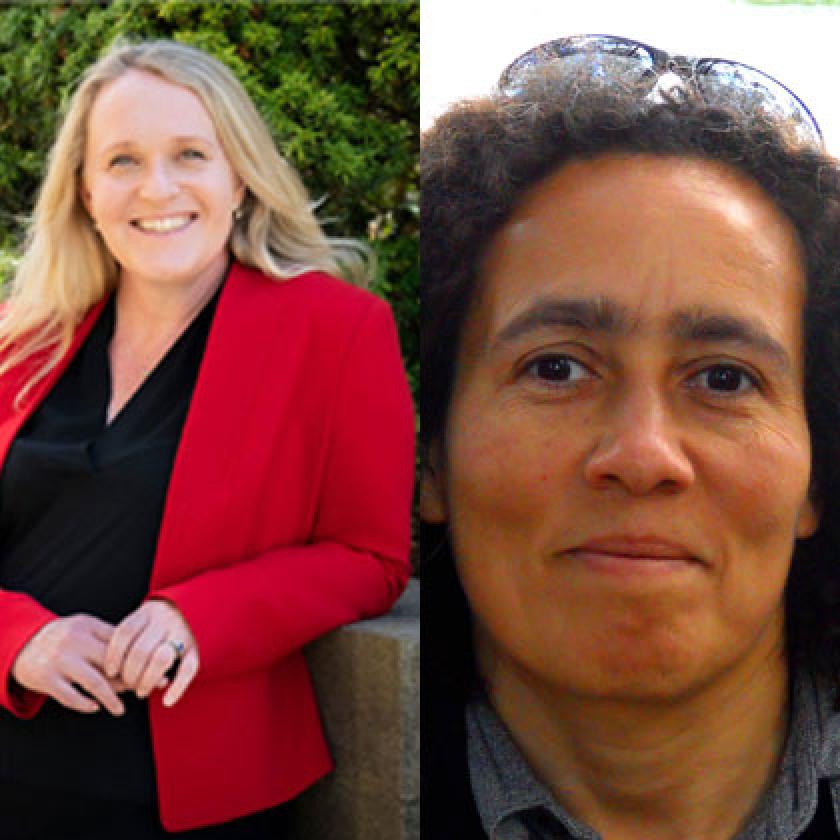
0;39;414;838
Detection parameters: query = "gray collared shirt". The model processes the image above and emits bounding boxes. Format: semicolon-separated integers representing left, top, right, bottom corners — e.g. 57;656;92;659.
466;670;840;839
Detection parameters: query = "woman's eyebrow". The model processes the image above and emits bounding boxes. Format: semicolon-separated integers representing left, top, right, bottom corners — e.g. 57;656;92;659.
669;310;792;374
493;297;632;346
493;297;792;373
99;135;214;155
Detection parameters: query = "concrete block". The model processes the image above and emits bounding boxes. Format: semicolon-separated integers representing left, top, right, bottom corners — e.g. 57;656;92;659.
288;580;419;840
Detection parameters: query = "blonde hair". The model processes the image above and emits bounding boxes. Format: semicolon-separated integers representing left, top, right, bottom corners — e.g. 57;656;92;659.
0;37;370;397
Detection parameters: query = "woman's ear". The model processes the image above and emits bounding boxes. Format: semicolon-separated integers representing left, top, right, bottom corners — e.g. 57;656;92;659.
234;180;246;211
419;443;448;524
796;475;822;540
78;180;92;216
796;494;821;540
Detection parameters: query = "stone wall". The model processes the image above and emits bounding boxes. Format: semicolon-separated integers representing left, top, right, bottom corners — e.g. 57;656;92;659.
287;580;420;840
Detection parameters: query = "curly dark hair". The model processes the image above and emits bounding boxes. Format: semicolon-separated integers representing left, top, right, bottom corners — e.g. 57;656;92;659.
420;68;840;705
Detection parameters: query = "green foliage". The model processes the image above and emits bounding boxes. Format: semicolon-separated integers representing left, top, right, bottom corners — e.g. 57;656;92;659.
0;0;418;399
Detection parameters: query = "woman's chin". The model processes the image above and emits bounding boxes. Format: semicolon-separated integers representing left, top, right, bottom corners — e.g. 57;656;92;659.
523;628;735;704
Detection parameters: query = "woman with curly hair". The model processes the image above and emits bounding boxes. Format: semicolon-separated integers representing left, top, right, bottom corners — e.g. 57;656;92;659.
0;38;414;838
421;35;840;839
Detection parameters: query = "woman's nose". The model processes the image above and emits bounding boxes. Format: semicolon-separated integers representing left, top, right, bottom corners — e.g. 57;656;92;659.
139;159;178;199
582;387;695;496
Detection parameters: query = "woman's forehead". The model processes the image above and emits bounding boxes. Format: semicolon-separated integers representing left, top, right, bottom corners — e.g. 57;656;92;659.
491;153;799;262
474;154;805;331
87;70;218;147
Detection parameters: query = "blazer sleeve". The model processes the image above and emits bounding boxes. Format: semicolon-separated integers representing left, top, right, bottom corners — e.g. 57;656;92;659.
0;591;56;716
149;296;415;680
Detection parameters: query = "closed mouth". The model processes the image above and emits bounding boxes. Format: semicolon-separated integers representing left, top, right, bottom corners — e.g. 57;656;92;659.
565;536;704;575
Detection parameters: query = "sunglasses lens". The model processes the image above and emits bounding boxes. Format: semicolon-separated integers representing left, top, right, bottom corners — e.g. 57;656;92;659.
698;61;821;145
499;36;821;148
500;36;656;96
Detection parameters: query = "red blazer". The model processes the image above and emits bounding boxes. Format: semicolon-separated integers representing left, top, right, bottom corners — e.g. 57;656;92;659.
0;261;415;830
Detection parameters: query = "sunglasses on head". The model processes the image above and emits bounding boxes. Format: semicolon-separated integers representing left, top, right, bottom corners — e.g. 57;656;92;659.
498;34;822;148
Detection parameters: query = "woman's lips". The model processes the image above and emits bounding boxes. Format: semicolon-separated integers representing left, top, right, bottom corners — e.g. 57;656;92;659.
565;537;703;576
130;213;198;235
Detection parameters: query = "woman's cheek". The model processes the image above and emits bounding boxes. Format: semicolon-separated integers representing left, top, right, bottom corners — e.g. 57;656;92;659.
447;407;559;553
718;418;812;550
703;425;812;642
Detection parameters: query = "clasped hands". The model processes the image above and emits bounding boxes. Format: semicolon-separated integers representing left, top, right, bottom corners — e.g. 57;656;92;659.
11;599;199;716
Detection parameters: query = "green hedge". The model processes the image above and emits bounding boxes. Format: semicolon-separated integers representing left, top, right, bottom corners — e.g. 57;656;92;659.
0;0;418;398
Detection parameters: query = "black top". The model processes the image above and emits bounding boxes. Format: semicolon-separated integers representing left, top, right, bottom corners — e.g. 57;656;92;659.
0;283;221;802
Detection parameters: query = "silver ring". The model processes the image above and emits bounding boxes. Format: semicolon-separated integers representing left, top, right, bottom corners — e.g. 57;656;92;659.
168;639;186;661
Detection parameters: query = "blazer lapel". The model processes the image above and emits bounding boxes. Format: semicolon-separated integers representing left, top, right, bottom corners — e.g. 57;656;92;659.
149;261;282;589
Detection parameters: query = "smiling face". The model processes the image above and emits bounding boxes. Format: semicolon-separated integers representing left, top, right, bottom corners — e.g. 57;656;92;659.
422;154;819;701
80;70;245;296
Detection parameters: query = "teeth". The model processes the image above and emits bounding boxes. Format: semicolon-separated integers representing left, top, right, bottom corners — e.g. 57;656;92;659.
134;214;193;233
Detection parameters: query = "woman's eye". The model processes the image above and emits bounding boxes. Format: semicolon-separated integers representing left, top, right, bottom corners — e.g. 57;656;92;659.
182;148;206;160
526;355;591;384
690;364;757;395
109;154;135;167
